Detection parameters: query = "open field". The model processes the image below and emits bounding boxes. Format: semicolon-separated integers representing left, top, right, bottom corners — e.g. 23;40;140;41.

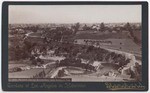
75;31;129;40
101;39;141;55
9;64;28;69
75;38;141;56
9;68;45;78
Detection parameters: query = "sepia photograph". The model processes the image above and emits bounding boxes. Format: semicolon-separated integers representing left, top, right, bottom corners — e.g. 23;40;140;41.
8;4;142;82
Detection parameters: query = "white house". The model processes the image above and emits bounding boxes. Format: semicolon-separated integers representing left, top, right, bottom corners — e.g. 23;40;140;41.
92;61;103;70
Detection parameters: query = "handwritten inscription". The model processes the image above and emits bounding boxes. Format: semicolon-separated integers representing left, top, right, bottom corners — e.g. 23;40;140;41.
8;83;24;88
7;83;86;89
105;82;145;90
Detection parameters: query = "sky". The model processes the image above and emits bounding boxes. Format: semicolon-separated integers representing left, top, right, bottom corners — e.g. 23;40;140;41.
9;5;141;24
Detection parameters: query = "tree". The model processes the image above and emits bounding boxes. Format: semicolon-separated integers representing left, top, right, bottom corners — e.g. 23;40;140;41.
124;22;134;37
100;22;105;32
74;22;80;33
124;22;132;31
83;24;88;30
32;25;39;32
